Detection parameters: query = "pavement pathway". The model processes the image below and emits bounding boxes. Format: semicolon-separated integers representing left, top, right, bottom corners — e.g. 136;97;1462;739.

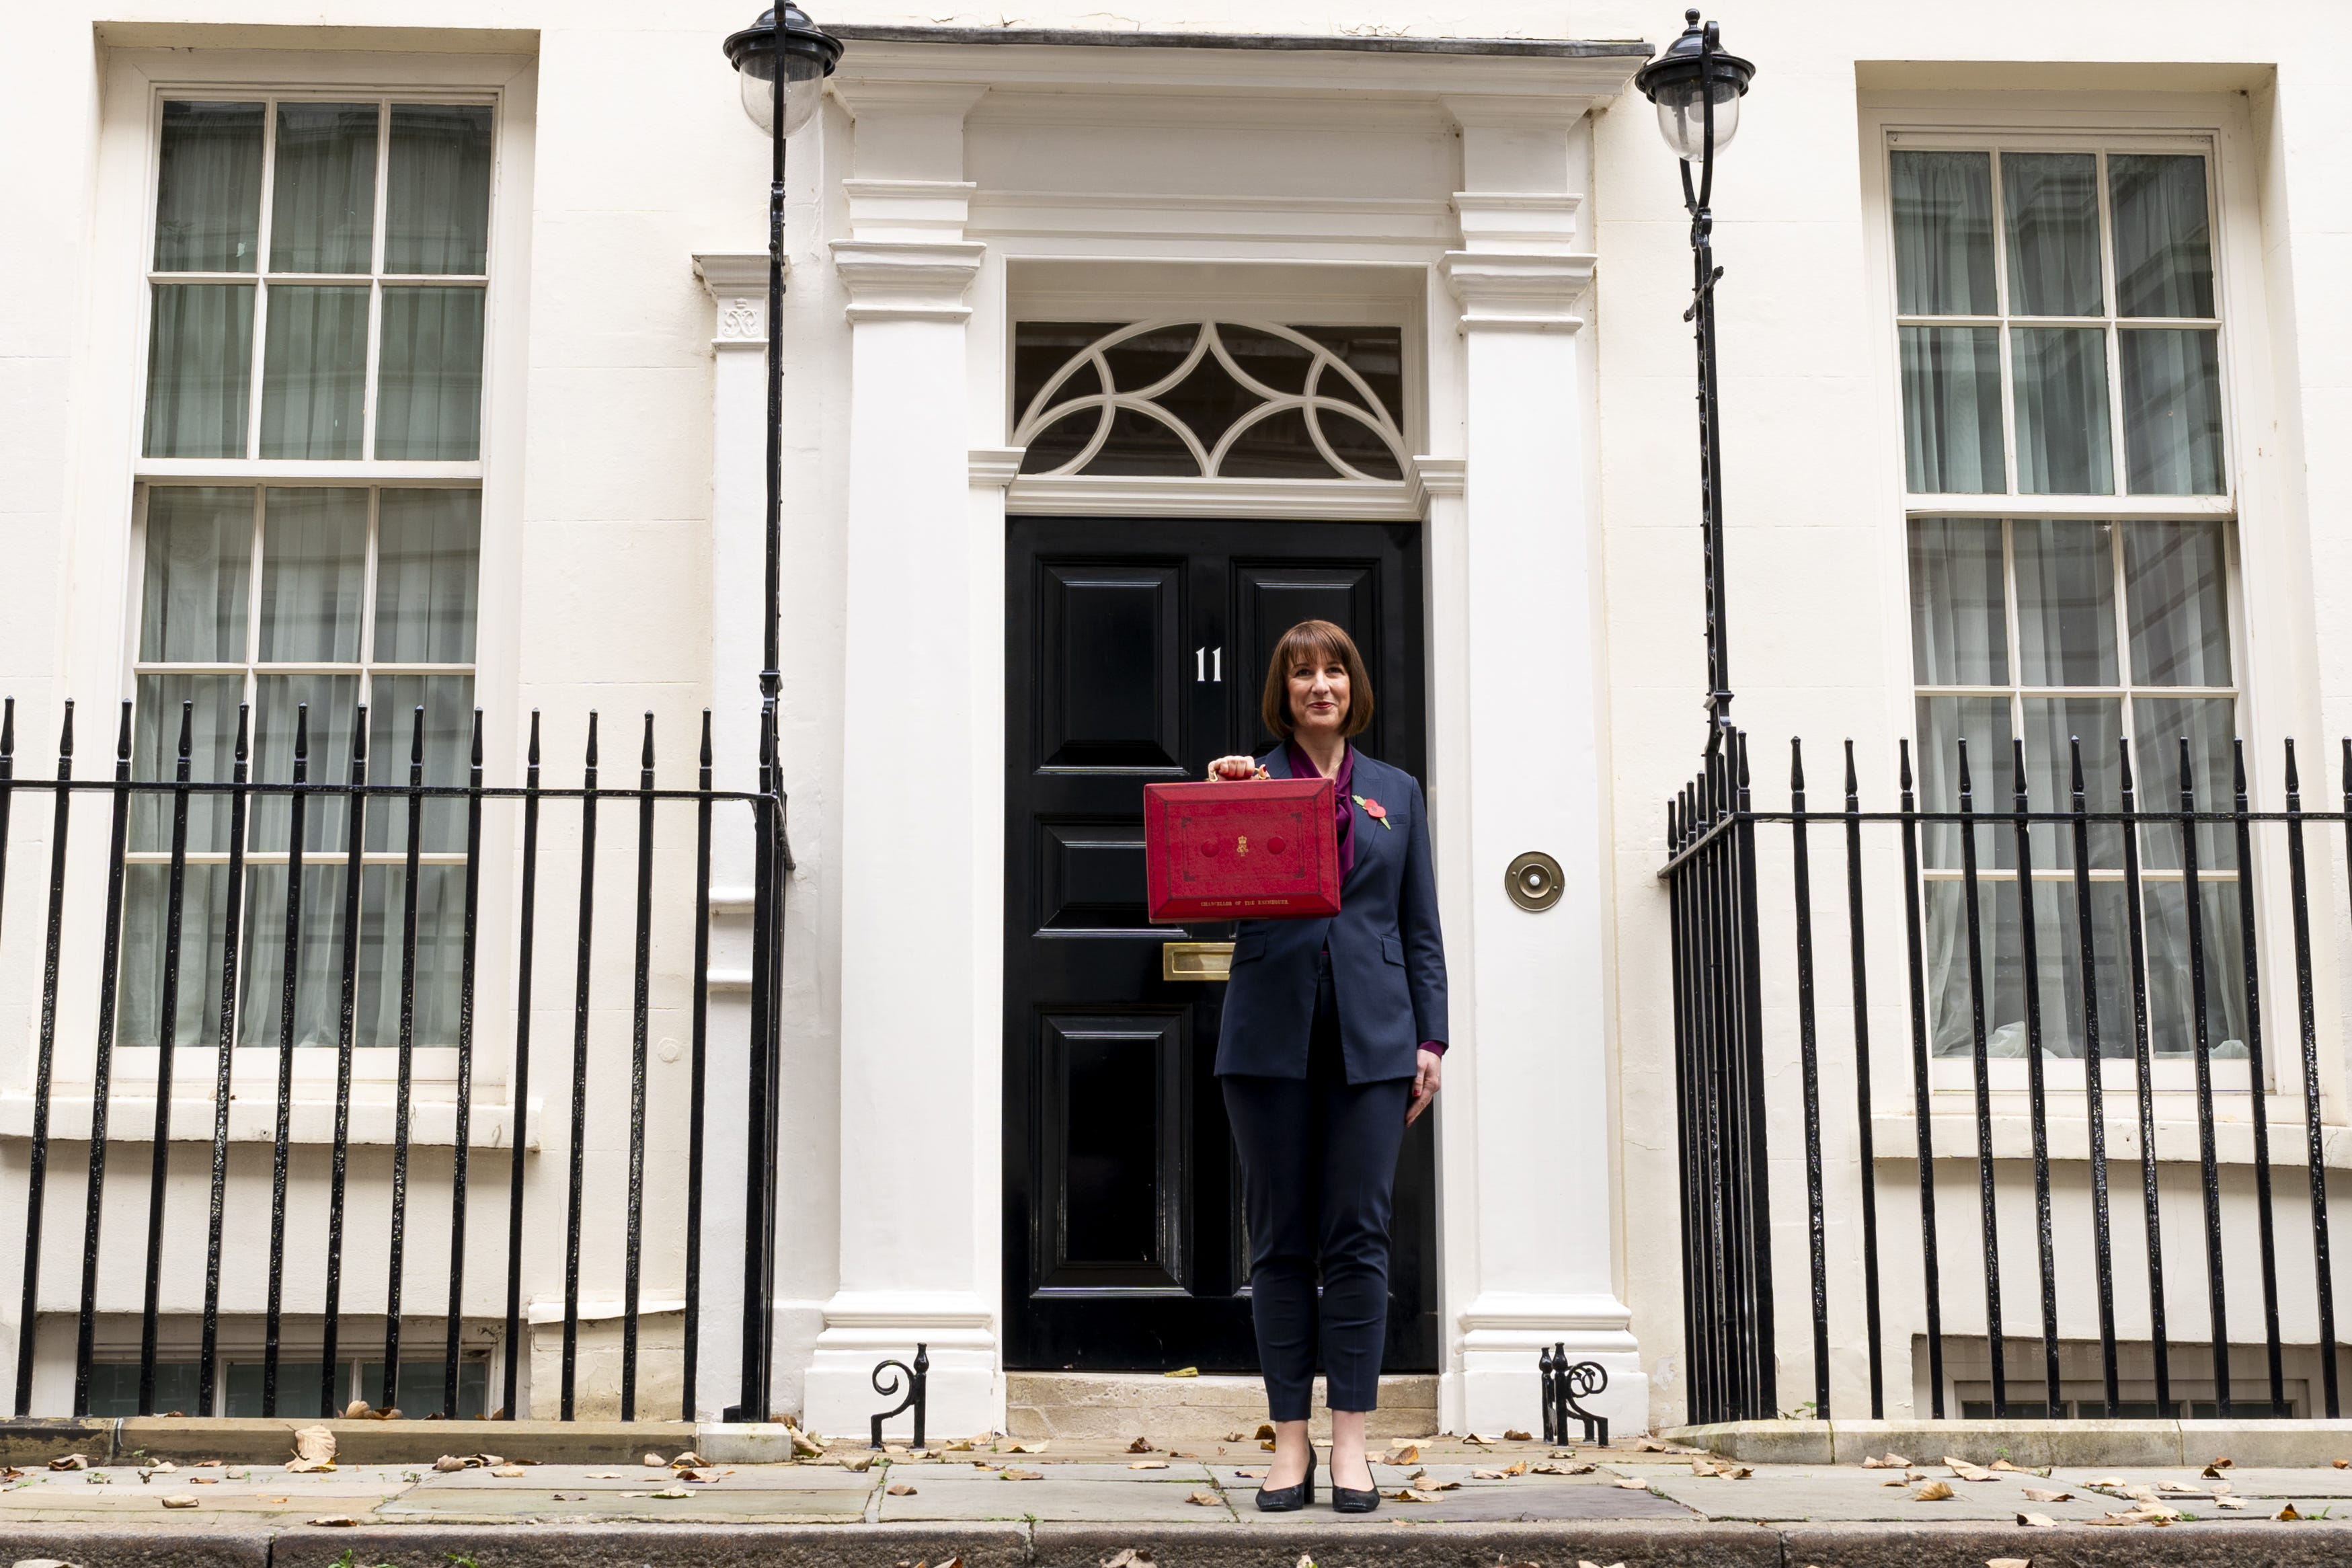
6;1432;2352;1565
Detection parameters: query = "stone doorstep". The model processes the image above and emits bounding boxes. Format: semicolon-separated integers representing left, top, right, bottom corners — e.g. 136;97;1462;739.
1666;1416;2352;1468
1;1417;700;1467
1006;1373;1438;1442
15;1519;2352;1568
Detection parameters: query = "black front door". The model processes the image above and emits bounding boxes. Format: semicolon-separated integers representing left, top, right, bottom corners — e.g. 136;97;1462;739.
1003;515;1436;1372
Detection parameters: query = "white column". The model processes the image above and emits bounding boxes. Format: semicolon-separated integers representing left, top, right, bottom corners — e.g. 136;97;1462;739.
801;81;998;1438
1438;100;1647;1437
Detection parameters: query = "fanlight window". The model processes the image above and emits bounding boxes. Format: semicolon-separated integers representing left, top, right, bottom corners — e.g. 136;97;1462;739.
1012;321;1409;482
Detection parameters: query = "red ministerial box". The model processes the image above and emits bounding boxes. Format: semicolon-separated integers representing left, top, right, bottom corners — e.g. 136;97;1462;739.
1143;777;1341;924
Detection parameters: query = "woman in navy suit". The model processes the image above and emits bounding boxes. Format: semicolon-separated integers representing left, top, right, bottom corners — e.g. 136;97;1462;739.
1206;619;1448;1515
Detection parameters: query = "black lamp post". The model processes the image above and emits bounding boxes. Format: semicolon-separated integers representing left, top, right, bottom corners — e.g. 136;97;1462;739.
1636;9;1755;750
721;1;840;1425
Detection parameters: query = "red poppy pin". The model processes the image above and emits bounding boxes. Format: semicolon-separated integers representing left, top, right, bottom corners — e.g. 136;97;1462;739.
1353;794;1392;829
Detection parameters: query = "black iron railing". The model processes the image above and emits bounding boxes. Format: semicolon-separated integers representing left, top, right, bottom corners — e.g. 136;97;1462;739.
0;696;788;1421
1665;727;2345;1426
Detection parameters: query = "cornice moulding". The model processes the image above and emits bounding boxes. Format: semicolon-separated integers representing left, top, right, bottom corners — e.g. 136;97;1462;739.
1440;250;1598;332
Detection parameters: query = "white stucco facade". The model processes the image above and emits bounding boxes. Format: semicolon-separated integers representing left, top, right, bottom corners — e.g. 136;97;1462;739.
3;0;2351;1439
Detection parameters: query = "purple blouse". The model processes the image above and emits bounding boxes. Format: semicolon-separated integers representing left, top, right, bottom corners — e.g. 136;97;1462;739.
1283;738;1446;1061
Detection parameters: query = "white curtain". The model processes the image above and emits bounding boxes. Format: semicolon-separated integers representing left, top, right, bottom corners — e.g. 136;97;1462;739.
268;104;377;274
259;285;369;459
2001;152;2103;317
385;105;494;275
375;288;485;460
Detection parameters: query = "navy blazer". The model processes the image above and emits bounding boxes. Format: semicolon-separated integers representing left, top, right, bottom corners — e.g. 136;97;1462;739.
1214;744;1448;1084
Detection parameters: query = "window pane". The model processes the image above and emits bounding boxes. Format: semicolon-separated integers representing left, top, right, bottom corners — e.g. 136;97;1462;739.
375;490;481;662
1899;327;2005;493
2033;874;2132;1060
132;674;245;855
237;861;354;1049
2109;154;2215;319
2119;329;2225;495
260;488;367;662
1891;151;1996;315
1914;695;2015;871
375;287;484;459
366;675;476;853
2012;518;2117;686
1924;875;2021;1058
1908;517;2008;684
155;102;263;273
2001;152;2103;317
249;673;360;853
362;1357;489;1419
353;864;467;1048
2123;520;2232;686
141;487;253;662
2132;695;2237;871
85;1362;205;1418
385;104;494;275
225;1361;329;1417
144;284;255;459
2018;695;2124;870
268;104;379;274
259;284;369;459
2011;327;2113;495
2142;877;2250;1060
118;863;234;1052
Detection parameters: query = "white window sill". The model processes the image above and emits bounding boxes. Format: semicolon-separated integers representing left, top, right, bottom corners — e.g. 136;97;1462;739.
0;1093;538;1150
1872;1103;2351;1170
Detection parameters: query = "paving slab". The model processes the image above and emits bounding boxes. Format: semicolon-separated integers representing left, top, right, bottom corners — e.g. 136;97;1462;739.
879;1474;1237;1522
1636;1461;2152;1522
902;1459;1219;1483
2049;1463;2352;1497
376;1486;875;1522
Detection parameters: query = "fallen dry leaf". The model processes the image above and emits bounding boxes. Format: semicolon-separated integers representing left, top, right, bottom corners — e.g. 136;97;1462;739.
888;1483;918;1496
1167;1450;1194;1459
2211;1456;2234;1468
2279;1503;2303;1521
284;1460;336;1475
1392;1444;1419;1464
1255;1423;1276;1440
1163;1367;1199;1378
1859;1453;1905;1468
343;1399;370;1418
1944;1455;1995;1482
44;1452;85;1471
643;1453;668;1467
1185;1490;1221;1506
292;1427;336;1464
998;1468;1044;1481
1128;1438;1153;1454
2216;1496;2246;1509
1988;1559;2033;1568
490;1466;525;1479
1128;1461;1168;1471
147;1461;176;1474
1231;1468;1261;1479
671;1451;705;1468
1990;1458;2027;1472
1534;1462;1597;1476
307;1516;361;1528
942;1439;974;1453
650;1488;691;1499
1912;1481;1955;1501
1501;1460;1530;1477
2016;1512;2058;1528
1503;1429;1533;1442
1386;1487;1437;1502
1007;1442;1049;1454
2021;1487;2073;1503
1575;1561;1627;1568
1612;1478;1651;1491
161;1494;199;1510
2339;1459;2351;1471
1464;1432;1495;1446
586;1472;623;1479
1260;1440;1276;1452
1477;1468;1508;1481
433;1455;470;1473
838;1456;876;1473
192;1477;219;1485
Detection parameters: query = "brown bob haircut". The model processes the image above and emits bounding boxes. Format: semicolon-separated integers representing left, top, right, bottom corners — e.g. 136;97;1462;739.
1261;619;1374;741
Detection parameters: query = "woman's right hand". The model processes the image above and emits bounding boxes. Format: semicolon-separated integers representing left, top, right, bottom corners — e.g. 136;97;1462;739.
1206;754;1267;781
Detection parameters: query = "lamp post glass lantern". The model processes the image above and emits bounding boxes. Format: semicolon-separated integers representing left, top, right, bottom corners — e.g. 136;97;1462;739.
719;0;840;1425
1635;9;1754;748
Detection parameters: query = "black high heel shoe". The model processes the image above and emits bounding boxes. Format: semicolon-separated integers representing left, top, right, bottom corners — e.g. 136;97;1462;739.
1253;1444;1315;1512
1329;1450;1380;1514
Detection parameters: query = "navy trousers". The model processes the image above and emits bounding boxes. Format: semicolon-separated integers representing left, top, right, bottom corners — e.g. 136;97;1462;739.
1220;952;1412;1419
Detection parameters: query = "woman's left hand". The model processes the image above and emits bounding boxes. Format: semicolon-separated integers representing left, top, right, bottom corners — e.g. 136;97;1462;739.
1405;1048;1442;1125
